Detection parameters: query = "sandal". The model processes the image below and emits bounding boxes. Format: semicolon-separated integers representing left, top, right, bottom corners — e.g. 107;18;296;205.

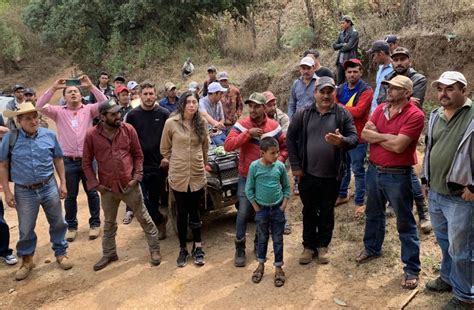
355;249;381;264
274;269;286;287
401;273;419;290
252;266;264;283
123;211;134;225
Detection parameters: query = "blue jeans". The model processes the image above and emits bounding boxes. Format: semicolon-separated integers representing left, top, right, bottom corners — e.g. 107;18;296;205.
210;132;227;146
363;164;420;275
429;190;474;302
64;158;100;229
339;143;367;205
255;204;285;266
235;176;254;240
0;200;13;257
14;178;68;257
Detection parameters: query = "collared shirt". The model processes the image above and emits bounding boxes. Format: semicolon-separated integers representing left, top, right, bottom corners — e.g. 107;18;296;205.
159;96;179;113
36;86;108;157
272;108;289;133
370;63;394;113
288;73;318;119
82;122;144;193
0;127;63;185
199;96;225;129
5;98;23;130
160;114;209;192
220;84;243;126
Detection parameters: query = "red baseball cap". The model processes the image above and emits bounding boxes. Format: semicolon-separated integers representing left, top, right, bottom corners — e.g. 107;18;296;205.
343;58;363;70
262;91;276;104
115;85;129;94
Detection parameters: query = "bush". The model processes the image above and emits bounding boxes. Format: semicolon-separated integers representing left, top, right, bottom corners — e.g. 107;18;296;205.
282;26;315;50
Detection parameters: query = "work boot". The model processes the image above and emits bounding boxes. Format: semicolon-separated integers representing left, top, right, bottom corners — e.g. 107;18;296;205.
234;238;246;267
56;255;73;270
150;250;162;266
316;247;330;264
15;255;35;281
299;248;315;265
416;199;432;234
89;227;100;240
426;276;452;292
93;255;119;271
442;297;472;310
335;196;349;207
158;214;168;240
66;229;77;242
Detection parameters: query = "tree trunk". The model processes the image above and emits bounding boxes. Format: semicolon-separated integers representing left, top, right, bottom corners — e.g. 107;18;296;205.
304;0;317;46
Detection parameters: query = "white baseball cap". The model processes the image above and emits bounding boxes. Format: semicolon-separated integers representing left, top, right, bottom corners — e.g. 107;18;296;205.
188;81;199;92
300;56;315;67
207;82;227;94
431;71;467;88
127;81;138;90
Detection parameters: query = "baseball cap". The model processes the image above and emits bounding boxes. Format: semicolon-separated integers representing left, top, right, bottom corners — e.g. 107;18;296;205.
127;81;138;90
343;58;363;70
262;91;276;104
99;98;121;114
316;76;336;90
382;75;413;92
115;85;129;94
367;40;390;54
391;47;410;58
113;75;125;83
207;82;227;94
340;15;353;25
385;34;398;44
24;88;36;95
188;81;199;92
207;65;217;73
13;84;25;92
300;56;315;67
431;71;467;88
245;92;266;105
217;71;229;81
164;82;176;91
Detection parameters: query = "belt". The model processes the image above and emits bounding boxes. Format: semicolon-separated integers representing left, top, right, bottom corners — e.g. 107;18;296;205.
370;162;411;174
64;156;82;161
17;175;54;190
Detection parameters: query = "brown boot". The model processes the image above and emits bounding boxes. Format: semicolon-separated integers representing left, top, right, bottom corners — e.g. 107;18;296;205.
57;255;73;270
158;214;168;240
150;250;162;266
15;255;35;281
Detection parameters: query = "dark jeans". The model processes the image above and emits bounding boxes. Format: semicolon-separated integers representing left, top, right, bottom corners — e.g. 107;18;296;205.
299;174;340;250
255;204;285;266
64;158;100;229
0;200;13;257
339;143;367;205
140;170;166;227
411;169;427;219
336;64;346;85
364;164;420;275
173;188;204;248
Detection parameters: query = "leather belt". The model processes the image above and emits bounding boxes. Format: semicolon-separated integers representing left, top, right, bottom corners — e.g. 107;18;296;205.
64;156;82;161
370;162;411;174
17;175;54;190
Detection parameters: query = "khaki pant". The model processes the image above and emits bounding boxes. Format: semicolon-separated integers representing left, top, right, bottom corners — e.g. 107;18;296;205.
100;184;160;257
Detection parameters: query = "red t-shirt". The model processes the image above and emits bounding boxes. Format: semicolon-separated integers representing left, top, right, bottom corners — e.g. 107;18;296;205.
369;102;424;167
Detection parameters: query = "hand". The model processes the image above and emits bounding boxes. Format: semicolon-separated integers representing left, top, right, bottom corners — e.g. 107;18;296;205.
124;180;138;193
280;202;287;212
96;185;111;195
52;79;66;91
79;75;93;89
59;183;67;199
159;158;169;169
325;128;344;146
216;121;226;130
292;170;304;178
4;191;15;208
252;203;261;212
364;121;377;132
248;128;263;138
461;187;474;202
422;184;428;201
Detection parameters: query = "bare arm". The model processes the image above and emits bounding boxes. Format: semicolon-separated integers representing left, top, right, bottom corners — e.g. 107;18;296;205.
0;161;14;208
53;157;67;199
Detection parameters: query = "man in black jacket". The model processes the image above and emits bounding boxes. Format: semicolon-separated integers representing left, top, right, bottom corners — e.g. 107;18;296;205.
287;77;358;265
333;15;359;85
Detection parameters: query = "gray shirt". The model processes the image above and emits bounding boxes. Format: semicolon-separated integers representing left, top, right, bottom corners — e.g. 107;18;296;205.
199;95;224;129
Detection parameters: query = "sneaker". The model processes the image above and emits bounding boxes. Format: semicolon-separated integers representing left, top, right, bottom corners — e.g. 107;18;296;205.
192;247;205;266
56;255;73;270
420;219;432;234
293;184;299;196
442;297;472;310
123;211;134;225
176;248;189;268
89;227;100;240
335;196;350;207
316;247;330;264
66;229;77;242
299;248;315;265
426;276;452;292
1;254;18;265
386;205;395;218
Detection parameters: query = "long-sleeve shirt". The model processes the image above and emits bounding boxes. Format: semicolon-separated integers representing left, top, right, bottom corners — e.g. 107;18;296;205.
370;63;394;113
245;159;290;206
82;122;144;193
36;86;108;157
221;84;243;126
287;74;318;119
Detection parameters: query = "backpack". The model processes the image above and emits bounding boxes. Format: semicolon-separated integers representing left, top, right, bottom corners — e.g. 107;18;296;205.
7;129;19;182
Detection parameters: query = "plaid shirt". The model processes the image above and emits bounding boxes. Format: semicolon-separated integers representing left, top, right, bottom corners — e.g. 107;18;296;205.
221;84;243;126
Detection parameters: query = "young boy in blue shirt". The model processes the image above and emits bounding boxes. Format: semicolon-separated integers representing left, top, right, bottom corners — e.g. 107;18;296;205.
245;137;290;287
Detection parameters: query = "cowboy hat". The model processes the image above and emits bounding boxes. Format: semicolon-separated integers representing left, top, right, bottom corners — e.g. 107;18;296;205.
3;101;39;118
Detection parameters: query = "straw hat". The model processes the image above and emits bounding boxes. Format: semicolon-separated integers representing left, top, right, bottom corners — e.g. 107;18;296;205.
3;101;39;118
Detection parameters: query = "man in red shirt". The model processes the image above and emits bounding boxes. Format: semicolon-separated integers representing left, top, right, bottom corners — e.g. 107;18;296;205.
357;75;424;290
82;99;161;271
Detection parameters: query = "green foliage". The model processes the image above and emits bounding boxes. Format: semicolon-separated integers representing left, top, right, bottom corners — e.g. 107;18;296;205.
282;26;315;50
0;20;23;62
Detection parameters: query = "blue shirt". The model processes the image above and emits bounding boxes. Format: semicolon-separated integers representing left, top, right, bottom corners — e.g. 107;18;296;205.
199;96;225;129
159;96;179;113
245;159;290;206
371;63;394;112
0;127;63;185
338;80;362;106
288;74;318;119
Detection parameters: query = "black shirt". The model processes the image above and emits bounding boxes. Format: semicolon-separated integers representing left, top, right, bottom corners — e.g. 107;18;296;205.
125;105;170;171
316;67;334;79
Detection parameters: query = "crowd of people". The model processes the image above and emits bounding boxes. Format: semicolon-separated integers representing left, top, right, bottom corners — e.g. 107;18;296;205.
0;14;472;309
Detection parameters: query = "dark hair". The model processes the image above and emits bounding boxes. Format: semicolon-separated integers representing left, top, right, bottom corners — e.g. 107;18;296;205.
303;48;320;58
62;85;81;97
345;62;363;71
260;137;279;151
99;71;109;78
177;91;206;143
140;81;156;94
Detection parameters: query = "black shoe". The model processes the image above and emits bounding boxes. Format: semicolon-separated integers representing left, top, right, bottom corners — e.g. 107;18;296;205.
176;248;189;268
234;238;246;267
442;297;472;310
93;255;118;271
192;247;205;266
426;276;452;292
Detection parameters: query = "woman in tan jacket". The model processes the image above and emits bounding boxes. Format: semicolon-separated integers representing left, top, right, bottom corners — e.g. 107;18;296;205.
160;91;209;267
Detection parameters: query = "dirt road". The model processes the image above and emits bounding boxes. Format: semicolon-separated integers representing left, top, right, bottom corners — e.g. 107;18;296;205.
0;183;450;309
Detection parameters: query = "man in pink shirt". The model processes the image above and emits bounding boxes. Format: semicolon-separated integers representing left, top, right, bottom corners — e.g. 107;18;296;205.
36;75;107;242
